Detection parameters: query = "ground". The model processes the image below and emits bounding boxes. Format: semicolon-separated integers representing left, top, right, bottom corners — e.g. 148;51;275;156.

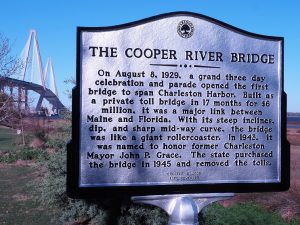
0;126;55;225
0;163;55;225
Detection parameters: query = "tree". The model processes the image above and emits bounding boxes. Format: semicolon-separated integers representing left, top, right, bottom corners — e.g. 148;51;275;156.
0;33;22;123
0;34;21;78
0;92;16;123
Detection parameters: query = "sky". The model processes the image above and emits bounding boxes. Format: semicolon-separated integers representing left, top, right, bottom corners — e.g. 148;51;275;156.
0;0;299;112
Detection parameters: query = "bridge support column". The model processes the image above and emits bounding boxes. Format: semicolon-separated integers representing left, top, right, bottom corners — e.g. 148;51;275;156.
25;89;28;111
18;86;28;111
36;92;45;113
18;86;21;110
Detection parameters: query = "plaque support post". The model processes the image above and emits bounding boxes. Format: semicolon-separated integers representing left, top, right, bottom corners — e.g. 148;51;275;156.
132;193;234;225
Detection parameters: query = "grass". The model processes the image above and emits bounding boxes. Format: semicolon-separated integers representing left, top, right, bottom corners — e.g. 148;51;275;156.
222;144;300;220
0;126;18;152
201;203;300;225
0;125;49;163
0;147;49;163
0;165;55;225
0;124;53;224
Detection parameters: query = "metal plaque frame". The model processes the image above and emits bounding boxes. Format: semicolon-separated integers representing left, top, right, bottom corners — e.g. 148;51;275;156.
67;11;289;198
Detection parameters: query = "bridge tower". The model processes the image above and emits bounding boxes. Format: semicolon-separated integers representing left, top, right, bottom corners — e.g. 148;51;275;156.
20;30;45;87
44;57;58;97
18;30;62;114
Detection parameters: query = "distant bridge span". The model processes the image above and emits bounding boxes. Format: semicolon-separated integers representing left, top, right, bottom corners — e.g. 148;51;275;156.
0;77;65;114
0;29;66;115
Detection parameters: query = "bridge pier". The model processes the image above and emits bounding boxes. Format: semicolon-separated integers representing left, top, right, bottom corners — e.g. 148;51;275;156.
25;89;28;110
18;86;29;111
35;92;44;113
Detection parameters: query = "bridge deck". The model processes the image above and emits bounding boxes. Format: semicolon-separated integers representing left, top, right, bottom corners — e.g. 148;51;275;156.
0;77;65;111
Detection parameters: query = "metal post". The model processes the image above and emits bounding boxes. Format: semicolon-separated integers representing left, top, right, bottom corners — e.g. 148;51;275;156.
132;193;234;225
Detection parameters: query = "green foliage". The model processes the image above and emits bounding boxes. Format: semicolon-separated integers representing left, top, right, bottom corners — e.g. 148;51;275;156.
0;147;49;163
200;203;300;225
44;137;66;149
119;204;167;225
35;122;109;224
36;119;169;224
37;145;168;224
19;148;48;161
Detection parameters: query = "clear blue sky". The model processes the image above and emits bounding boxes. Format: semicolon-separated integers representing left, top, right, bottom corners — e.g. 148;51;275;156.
0;0;299;112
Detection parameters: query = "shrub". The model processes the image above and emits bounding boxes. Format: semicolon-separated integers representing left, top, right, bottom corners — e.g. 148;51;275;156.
0;148;49;163
119;204;167;225
0;152;18;163
200;203;300;225
36;135;168;224
44;138;66;149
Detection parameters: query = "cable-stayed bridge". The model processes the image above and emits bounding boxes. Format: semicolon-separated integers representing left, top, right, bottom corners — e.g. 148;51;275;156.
0;30;65;115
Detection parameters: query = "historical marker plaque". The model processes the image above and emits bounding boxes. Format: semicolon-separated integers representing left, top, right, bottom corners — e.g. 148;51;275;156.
67;12;289;198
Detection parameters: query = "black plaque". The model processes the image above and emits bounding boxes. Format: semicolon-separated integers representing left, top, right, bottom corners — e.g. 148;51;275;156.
67;12;289;198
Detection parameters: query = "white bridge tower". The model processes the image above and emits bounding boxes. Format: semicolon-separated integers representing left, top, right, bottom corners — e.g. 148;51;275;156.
19;30;59;114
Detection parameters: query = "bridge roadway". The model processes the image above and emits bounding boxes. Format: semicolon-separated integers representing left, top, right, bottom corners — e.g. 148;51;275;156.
0;77;65;113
